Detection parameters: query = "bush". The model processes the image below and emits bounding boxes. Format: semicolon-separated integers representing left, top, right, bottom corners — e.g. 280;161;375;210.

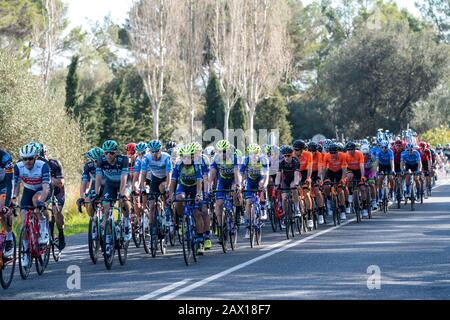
420;125;450;146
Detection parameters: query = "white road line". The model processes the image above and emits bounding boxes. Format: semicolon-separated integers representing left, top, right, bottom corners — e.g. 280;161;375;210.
157;218;355;300
260;239;292;251
134;279;192;300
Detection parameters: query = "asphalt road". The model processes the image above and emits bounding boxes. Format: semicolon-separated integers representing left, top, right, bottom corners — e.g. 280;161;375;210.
2;178;450;300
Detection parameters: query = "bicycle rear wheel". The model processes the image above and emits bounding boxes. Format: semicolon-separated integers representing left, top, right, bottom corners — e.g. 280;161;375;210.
182;215;194;266
410;184;416;211
103;218;115;270
150;223;158;258
220;210;228;253
132;215;141;248
117;224;129;266
1;232;16;289
230;211;238;251
269;207;277;232
49;215;62;262
38;218;50;274
18;227;32;280
88;216;99;264
249;207;255;248
142;214;151;254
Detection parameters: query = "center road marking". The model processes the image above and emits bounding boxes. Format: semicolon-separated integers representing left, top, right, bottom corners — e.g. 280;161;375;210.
157;218;355;300
135;279;192;300
260;239;292;251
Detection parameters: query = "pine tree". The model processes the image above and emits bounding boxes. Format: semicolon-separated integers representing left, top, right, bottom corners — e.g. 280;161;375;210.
65;55;80;117
230;97;246;130
204;71;225;133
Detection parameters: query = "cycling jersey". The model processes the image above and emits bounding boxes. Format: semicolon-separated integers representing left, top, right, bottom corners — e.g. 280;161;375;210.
268;154;281;176
376;149;394;166
211;154;239;182
417;148;431;163
311;152;322;172
81;161;96;183
240;155;269;181
323;152;347;172
134;155;143;174
392;147;403;164
95;155;129;185
346;150;364;171
370;146;381;158
364;154;377;170
294;151;313;171
0;149;13;206
171;161;202;187
48;159;63;179
141;152;172;180
278;157;300;184
400;150;421;165
14;160;50;191
196;154;210;176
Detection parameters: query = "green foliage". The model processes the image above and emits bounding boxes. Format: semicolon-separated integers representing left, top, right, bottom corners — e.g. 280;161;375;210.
203;71;224;133
65;55;80;116
230;97;246;130
421;125;450;146
418;0;450;42
255;91;292;145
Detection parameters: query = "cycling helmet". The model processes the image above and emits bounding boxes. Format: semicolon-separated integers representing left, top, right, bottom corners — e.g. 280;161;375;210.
446;143;450;148
31;142;41;155
307;142;318;152
86;147;104;160
135;142;147;154
126;143;136;156
355;143;361;150
380;140;389;148
419;141;427;149
40;144;48;157
235;149;243;157
328;143;338;154
323;139;332;149
20;143;37;158
280;145;294;155
336;142;344;151
361;139;369;145
179;144;195;156
361;144;370;154
345;141;356;150
166;141;177;150
435;143;442;149
317;144;323;153
262;144;271;155
395;139;403;146
204;146;215;157
190;141;203;153
293;139;306;150
148;140;162;152
102;140;118;152
406;143;414;150
247;143;260;154
216;139;230;151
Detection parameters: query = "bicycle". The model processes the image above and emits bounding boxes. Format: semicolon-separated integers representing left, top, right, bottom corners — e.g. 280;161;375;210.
48;194;63;262
349;179;362;223
267;185;282;232
418;172;425;204
82;197;104;264
213;189;238;253
394;173;404;209
277;187;299;239
378;172;390;214
324;180;342;226
147;192;168;257
242;189;264;248
0;205;17;289
18;205;50;279
172;198;198;266
404;170;419;211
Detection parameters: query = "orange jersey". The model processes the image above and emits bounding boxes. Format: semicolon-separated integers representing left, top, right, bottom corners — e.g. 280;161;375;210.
311;152;322;172
345;150;364;171
323;152;347;172
294;151;313;171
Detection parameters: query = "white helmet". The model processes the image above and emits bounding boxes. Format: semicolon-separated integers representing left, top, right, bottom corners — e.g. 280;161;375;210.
204;146;215;157
20;143;37;158
361;144;370;154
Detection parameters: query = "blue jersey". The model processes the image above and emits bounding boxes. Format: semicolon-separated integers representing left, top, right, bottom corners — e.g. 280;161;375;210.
134;156;144;174
95;155;129;185
141;152;172;180
14;160;50;191
240;155;269;181
171;161;202;187
211;154;239;182
371;146;381;158
0;150;13;183
400;150;421;165
196;154;210;176
377;149;394;166
81;161;96;183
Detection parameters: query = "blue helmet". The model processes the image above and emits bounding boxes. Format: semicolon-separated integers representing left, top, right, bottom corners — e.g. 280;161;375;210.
148;140;162;152
135;142;147;154
380;140;389;148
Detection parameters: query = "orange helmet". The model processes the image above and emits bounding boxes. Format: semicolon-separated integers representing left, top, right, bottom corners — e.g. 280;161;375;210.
126;143;136;156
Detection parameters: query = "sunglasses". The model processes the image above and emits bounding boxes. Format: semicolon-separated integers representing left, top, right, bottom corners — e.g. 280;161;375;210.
381;146;388;149
347;148;355;151
294;149;301;151
105;151;116;155
22;157;35;161
283;154;292;158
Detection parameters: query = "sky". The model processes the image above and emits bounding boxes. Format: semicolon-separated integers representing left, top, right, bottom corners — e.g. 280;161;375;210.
63;0;422;30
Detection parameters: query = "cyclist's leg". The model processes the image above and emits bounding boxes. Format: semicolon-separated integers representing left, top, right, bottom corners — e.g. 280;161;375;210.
214;180;227;227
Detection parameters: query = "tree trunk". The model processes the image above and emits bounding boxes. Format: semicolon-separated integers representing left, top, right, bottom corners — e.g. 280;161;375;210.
153;105;160;140
247;107;255;144
224;100;231;140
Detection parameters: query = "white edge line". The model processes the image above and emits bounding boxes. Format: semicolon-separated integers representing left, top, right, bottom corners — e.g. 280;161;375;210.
135;278;192;300
158;218;356;300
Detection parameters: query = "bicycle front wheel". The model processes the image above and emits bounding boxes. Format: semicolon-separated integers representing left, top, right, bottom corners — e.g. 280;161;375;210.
1;232;16;289
50;215;62;262
182;215;195;266
88;216;99;264
18;227;32;280
103;218;115;270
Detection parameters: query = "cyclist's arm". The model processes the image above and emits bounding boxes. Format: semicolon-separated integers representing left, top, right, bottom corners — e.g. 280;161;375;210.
4;164;13;207
165;156;172;186
39;163;51;202
275;171;281;186
119;157;129;197
12;164;21;201
80;180;89;198
307;165;312;180
294;170;300;186
52;160;64;188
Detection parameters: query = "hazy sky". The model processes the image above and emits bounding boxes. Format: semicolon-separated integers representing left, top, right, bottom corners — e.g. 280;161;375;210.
63;0;422;30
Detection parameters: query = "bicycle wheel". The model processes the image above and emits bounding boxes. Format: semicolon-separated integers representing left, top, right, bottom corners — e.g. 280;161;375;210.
142;214;151;254
18;226;32;280
160;230;168;255
396;182;402;209
150;222;158;258
269;207;277;232
103;218;115;270
1;232;16;289
249;206;255;248
182;215;194;266
255;217;262;246
49;215;62;262
132;215;141;248
117;222;129;266
410;184;416;211
220;210;228;253
420;179;424;204
38;218;50;274
230;210;238;251
88;216;99;264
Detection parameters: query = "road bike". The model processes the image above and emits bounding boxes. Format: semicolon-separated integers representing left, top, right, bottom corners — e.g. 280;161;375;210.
173;198;199;266
0;205;17;289
213;189;238;253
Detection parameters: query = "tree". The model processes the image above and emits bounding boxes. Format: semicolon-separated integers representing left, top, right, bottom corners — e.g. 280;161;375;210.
204;71;225;133
128;0;182;140
320;25;449;137
255;91;292;145
418;0;450;42
420;125;450;146
240;0;291;143
65;54;79;116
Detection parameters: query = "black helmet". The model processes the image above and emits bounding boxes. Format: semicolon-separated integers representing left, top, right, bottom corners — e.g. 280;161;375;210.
345;141;356;150
293;139;306;150
307;142;318;152
166;141;177;150
329;143;338;154
280;145;293;155
317;144;323;153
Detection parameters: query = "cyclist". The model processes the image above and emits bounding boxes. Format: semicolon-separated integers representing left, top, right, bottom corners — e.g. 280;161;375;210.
376;140;395;203
165;141;178;169
191;142;212;251
292;139;314;229
361;144;377;216
417;142;432;199
345;141;365;216
12;143;51;266
401;143;422;200
308;142;326;224
275;145;300;220
323;143;348;220
210;140;241;246
240;143;269;239
140;140;172;234
0;148;14;258
168;144;204;254
78;147;104;219
41;145;66;250
132;142;147;228
95;140;132;253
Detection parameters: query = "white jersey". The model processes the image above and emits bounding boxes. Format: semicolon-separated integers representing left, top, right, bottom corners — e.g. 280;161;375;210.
13;160;50;191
